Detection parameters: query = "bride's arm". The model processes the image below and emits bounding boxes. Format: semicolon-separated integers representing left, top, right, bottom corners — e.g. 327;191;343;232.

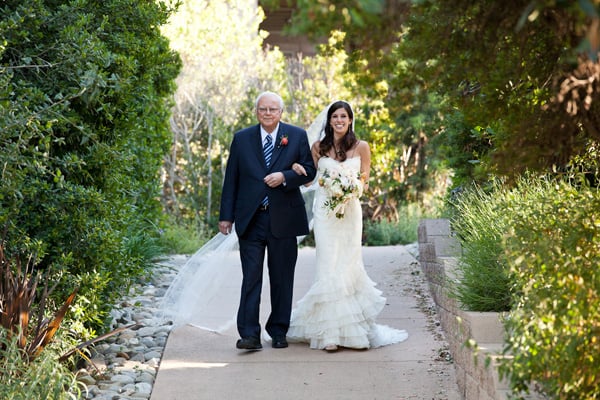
292;142;320;187
357;141;371;191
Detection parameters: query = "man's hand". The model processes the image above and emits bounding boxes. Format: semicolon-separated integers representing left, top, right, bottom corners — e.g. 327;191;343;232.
219;221;233;235
264;172;286;187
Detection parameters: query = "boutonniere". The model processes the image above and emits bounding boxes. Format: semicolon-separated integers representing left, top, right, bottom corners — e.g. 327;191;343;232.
278;135;288;148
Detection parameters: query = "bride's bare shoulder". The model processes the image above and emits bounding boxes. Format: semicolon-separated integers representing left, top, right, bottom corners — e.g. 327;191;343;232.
348;140;369;159
311;141;321;153
356;140;370;154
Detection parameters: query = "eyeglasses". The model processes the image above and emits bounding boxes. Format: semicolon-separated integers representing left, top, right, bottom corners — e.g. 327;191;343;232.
257;107;281;114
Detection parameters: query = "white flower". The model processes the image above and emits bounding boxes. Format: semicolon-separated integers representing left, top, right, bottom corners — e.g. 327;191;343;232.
319;164;362;218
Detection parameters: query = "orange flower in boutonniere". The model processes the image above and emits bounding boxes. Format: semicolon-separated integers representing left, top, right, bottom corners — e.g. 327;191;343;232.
278;135;288;148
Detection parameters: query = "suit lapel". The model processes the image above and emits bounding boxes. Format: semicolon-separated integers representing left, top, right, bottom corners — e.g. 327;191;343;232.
269;124;285;169
251;125;267;169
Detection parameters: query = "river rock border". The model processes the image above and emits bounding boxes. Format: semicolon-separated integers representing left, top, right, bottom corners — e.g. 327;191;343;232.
76;255;188;400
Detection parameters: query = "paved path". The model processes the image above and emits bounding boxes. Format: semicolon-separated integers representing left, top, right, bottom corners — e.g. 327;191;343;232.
150;245;460;400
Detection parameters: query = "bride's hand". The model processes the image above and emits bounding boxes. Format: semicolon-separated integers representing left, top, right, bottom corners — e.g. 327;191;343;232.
293;163;314;187
292;163;307;176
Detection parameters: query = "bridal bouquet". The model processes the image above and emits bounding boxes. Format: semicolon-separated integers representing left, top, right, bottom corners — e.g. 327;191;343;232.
319;165;363;218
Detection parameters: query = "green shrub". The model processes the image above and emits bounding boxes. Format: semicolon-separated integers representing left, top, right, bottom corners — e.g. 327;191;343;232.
499;182;600;399
0;0;181;331
122;224;167;267
0;331;83;400
448;181;512;311
364;220;393;245
158;220;209;255
448;177;567;312
364;203;424;246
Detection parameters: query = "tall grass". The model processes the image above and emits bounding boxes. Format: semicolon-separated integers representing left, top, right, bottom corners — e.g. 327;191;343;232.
448;182;511;311
449;178;562;312
364;203;430;246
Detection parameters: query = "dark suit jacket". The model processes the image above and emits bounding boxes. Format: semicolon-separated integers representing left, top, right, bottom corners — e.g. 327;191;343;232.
219;122;317;238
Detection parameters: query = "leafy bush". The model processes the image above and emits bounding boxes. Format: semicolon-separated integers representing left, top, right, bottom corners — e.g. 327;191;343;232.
158;220;210;255
450;174;600;398
449;176;583;311
364;203;424;245
432;111;494;190
0;331;82;400
499;182;600;399
0;0;181;330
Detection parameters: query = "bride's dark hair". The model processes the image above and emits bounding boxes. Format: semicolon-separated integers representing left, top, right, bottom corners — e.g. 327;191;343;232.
319;101;357;161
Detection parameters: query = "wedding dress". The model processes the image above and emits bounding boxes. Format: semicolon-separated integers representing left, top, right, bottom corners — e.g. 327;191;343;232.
286;156;408;349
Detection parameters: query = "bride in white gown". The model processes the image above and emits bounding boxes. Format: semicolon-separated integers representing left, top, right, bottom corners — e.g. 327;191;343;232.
286;100;408;351
159;100;407;351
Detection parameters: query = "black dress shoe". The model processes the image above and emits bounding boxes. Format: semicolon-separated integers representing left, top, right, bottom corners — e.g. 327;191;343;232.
271;336;288;348
236;337;262;351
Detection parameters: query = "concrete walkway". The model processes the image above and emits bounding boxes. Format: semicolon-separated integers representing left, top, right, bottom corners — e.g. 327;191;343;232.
150;245;461;400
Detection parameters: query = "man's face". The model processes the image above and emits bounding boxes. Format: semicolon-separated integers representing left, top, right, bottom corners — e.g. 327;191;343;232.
256;94;282;133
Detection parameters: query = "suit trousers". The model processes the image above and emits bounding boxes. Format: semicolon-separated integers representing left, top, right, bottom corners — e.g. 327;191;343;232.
237;208;298;340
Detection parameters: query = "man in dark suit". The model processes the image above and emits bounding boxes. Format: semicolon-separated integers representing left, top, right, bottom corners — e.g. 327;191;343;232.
219;91;316;350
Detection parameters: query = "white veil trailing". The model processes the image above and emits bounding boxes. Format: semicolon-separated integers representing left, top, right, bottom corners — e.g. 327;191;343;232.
159;229;240;331
158;101;352;331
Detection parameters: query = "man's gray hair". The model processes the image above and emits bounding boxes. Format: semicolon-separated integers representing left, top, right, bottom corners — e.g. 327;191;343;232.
255;91;284;109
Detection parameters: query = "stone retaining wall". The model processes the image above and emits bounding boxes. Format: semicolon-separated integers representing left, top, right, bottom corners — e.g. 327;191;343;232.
418;219;509;400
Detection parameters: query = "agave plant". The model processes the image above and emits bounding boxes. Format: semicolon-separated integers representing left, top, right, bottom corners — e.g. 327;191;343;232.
0;242;77;361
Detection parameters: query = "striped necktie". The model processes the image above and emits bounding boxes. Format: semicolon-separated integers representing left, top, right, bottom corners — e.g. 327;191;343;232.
261;134;273;208
263;134;273;168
